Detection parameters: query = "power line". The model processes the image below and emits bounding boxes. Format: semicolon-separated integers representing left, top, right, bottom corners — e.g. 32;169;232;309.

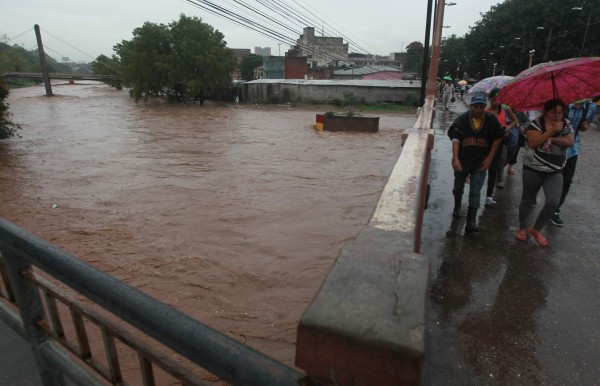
7;28;33;43
185;0;357;64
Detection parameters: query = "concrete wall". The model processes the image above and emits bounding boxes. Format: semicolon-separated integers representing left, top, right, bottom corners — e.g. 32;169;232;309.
243;80;422;104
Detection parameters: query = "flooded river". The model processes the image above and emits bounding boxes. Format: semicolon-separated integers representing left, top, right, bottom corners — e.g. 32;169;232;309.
2;82;416;369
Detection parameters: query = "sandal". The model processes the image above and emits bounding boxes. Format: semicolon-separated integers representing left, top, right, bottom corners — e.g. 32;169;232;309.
529;228;548;246
515;228;527;241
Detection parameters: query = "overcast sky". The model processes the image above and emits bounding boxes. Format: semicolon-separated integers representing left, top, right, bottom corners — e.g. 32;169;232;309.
2;0;503;63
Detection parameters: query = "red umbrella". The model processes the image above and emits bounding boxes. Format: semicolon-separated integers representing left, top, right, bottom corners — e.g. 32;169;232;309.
498;57;600;111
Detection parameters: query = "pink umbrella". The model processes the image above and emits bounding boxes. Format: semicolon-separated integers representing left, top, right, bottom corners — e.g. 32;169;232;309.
499;57;600;111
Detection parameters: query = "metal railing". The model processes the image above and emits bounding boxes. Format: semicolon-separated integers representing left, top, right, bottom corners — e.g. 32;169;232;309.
0;219;305;386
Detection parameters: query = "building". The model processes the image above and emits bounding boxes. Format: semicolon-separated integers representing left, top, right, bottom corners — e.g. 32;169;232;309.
230;48;252;80
285;57;308;79
254;47;271;56
332;65;402;80
263;56;285;79
292;27;348;68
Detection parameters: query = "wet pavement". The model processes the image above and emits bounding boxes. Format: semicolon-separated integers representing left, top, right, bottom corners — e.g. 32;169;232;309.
422;97;600;385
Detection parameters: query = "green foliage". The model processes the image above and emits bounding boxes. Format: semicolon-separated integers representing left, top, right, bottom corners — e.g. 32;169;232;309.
0;80;19;139
443;0;600;79
114;22;172;101
342;91;362;105
403;92;420;107
168;15;237;104
404;41;424;73
239;54;264;81
90;54;123;89
113;14;237;103
0;42;73;74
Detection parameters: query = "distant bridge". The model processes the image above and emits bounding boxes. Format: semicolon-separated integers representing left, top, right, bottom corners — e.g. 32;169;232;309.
1;72;123;83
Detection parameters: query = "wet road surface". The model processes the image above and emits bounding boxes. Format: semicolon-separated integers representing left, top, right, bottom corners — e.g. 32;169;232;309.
422;97;600;385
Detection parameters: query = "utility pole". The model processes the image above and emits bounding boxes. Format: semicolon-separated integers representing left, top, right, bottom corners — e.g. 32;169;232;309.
34;24;53;97
420;0;435;106
543;25;553;62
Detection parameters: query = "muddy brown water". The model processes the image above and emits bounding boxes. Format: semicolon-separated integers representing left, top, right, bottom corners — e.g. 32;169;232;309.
3;82;416;375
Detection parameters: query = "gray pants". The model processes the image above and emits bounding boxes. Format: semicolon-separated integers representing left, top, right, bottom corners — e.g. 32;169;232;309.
519;169;562;231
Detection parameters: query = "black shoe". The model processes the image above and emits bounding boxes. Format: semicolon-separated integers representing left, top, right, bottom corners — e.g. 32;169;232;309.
465;224;480;233
551;213;564;227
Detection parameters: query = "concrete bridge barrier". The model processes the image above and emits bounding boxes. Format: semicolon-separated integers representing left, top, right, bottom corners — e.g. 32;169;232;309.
296;96;436;385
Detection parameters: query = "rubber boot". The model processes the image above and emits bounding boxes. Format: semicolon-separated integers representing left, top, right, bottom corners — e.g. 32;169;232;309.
465;207;479;233
452;196;462;218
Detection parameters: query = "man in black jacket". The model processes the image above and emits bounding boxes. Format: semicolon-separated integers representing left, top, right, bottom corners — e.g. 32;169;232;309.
448;94;504;233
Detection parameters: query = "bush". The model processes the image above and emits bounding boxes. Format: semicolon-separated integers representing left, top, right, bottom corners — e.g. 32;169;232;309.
0;80;19;139
403;92;420;107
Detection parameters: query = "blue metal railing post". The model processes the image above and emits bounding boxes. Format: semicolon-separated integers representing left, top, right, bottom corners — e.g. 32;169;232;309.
0;245;65;386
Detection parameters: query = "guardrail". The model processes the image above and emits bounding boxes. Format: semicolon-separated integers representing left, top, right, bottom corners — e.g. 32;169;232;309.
1;72;123;81
0;219;305;386
294;0;447;384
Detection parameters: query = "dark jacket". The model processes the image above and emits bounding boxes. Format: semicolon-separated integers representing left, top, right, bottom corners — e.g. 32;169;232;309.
448;111;504;173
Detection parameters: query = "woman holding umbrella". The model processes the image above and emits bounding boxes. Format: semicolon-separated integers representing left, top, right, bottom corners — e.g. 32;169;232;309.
515;99;574;246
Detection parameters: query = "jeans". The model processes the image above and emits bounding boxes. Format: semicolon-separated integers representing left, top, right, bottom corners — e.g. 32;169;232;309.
519;169;562;231
453;169;486;210
487;145;519;196
557;155;578;212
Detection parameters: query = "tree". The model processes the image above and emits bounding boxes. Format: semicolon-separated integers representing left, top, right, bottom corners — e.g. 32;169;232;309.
167;14;237;104
0;80;19;139
114;22;172;101
458;0;600;78
113;14;237;104
439;35;468;79
90;54;123;89
404;41;424;73
0;42;72;74
239;54;263;81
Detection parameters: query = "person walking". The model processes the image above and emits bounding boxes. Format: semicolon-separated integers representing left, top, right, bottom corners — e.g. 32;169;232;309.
516;99;574;246
448;94;504;233
506;110;531;175
550;99;597;226
484;88;518;207
442;81;454;110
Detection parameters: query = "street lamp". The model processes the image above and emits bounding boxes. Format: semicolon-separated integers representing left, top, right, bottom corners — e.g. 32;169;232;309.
492;62;498;76
572;6;591;56
528;49;535;68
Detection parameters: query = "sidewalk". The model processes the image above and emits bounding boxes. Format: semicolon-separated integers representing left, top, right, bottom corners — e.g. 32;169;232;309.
422;96;600;384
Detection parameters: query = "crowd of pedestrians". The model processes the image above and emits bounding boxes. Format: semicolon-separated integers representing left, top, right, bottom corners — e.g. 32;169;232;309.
445;91;598;246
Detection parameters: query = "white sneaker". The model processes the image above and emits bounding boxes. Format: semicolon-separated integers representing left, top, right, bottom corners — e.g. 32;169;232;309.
485;197;496;207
